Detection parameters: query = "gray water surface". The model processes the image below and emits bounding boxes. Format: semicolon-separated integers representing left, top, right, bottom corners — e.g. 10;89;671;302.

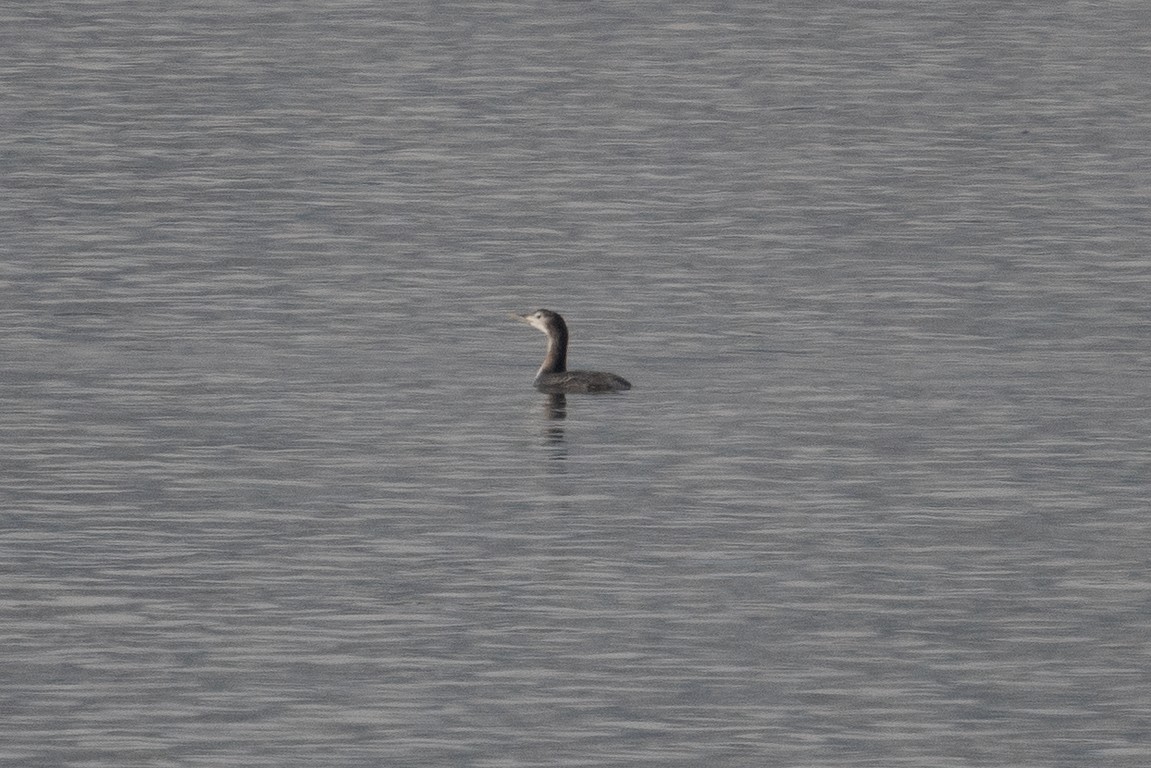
3;2;1150;766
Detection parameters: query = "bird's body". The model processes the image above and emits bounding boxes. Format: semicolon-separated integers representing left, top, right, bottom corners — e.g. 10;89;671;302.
512;309;631;394
534;369;632;394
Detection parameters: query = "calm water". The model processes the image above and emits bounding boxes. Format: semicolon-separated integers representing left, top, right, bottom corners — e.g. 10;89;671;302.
3;1;1150;766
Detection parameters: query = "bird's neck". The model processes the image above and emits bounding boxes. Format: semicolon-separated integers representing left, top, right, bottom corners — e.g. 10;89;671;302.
538;328;568;375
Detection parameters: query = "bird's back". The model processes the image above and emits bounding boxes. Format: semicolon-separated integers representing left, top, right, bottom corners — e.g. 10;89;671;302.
535;370;632;394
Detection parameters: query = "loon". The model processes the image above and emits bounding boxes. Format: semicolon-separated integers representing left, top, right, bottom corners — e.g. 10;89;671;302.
511;309;632;394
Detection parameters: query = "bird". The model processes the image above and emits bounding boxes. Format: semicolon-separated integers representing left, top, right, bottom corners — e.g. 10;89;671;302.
511;309;632;393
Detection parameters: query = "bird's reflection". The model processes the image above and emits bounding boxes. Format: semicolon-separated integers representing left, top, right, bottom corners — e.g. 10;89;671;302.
542;393;567;459
544;393;566;420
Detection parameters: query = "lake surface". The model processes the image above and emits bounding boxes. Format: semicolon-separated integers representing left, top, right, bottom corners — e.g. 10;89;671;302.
3;1;1150;766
